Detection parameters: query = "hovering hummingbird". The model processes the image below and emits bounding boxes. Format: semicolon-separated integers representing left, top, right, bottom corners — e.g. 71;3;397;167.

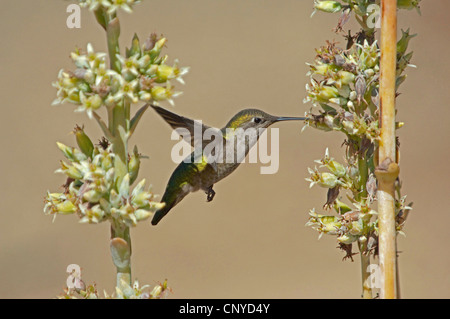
149;104;306;225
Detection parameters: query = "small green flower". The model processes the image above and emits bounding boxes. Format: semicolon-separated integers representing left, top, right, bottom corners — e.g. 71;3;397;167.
56;142;88;163
116;54;140;80
336;70;355;87
316;148;346;178
44;192;77;219
76;92;103;119
56;161;84;180
397;29;417;57
397;0;421;13
306;167;339;189
79;0;111;11
79;203;105;224
107;0;137;15
306;210;343;238
313;1;342;14
337;233;358;244
155;59;190;84
79;0;141;15
150;82;182;106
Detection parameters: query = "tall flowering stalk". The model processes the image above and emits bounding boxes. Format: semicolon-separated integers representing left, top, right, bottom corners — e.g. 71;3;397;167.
377;0;399;299
304;0;418;298
44;0;188;298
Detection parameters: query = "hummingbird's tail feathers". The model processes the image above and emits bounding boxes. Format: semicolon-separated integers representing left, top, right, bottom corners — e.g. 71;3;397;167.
151;182;189;225
151;202;174;225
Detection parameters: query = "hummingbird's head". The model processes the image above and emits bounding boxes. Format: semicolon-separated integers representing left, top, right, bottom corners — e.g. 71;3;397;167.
225;109;306;130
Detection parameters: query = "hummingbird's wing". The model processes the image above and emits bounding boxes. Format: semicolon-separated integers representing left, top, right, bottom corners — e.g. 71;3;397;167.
150;104;224;149
150;105;226;171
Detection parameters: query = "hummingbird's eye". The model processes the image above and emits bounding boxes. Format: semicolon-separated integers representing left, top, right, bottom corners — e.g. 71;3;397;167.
253;117;262;124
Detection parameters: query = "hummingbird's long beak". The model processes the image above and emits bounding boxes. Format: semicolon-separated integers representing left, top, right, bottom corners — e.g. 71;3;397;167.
274;116;307;122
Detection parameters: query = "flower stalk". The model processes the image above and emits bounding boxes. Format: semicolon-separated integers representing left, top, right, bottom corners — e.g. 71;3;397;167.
303;0;418;298
376;0;399;299
46;0;188;297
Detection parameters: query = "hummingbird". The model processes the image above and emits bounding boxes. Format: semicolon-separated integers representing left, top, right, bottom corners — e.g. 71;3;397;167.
149;104;306;225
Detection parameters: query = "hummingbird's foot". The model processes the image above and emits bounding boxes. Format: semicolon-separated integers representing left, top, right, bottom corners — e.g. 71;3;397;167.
206;185;215;202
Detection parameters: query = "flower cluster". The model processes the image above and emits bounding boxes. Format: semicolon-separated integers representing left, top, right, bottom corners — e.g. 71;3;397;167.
313;0;421;17
44;127;164;226
305;148;412;257
52;34;188;118
307;1;418;140
306;148;348;189
305;148;379;255
78;0;142;15
303;1;417;258
59;279;171;299
304;40;381;142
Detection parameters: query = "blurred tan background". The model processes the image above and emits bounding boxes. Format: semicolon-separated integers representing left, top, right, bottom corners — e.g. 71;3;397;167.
0;0;449;298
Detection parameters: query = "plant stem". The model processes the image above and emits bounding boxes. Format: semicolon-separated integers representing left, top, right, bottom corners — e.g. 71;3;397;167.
102;12;132;290
358;242;372;299
110;222;132;291
356;144;371;298
376;0;399;299
357;151;369;201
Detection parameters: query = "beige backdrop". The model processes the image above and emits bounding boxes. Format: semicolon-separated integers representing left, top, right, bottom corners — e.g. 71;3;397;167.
0;0;448;298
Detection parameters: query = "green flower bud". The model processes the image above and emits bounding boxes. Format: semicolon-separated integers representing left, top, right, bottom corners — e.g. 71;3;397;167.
155;64;176;83
119;174;131;198
56;200;77;214
148;38;167;60
337;233;358;244
364;68;375;78
397;0;421;13
128;146;141;184
57;161;83;180
135;209;151;221
349;219;364;235
83;189;103;203
342;120;354;134
150;86;168;100
334;199;352;214
56;142;87;163
126;33;141;58
145;64;158;77
306;211;342;236
318;85;340;102
329;97;347;106
137;54;151;69
73;125;94;158
311;63;330;76
397;28;417;57
314;1;342;14
337;70;355;86
319;172;338;188
326;160;346;178
102;154;114;171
